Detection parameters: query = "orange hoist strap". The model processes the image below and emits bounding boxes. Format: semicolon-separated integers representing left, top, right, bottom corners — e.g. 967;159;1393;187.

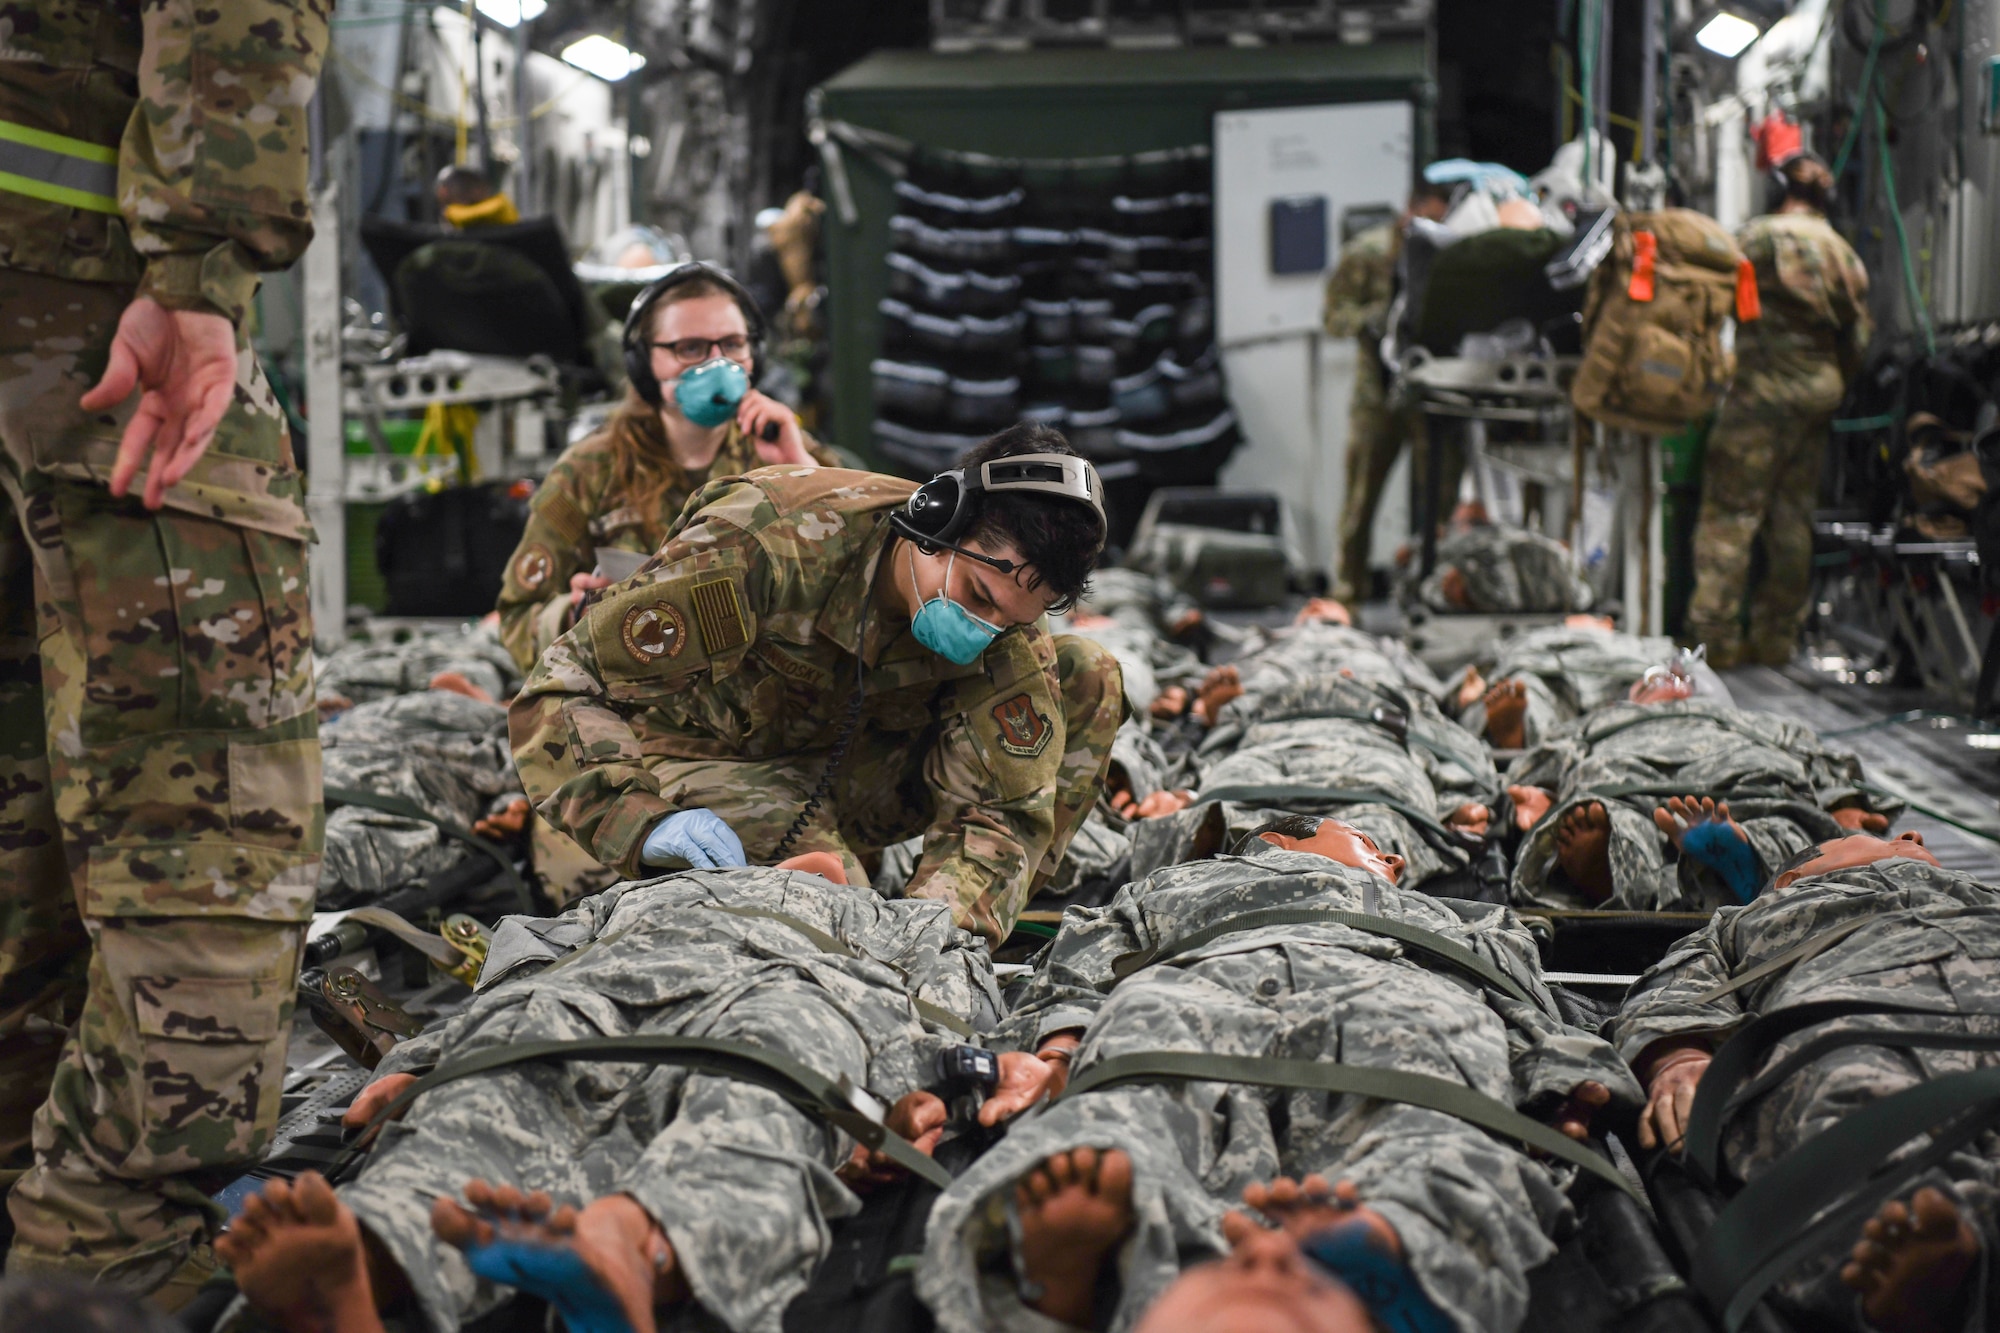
1628;231;1658;302
1736;258;1762;321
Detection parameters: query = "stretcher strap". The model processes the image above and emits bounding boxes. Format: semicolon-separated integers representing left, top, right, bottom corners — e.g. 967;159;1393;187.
1690;916;1881;1005
1110;905;1538;1009
335;1033;953;1189
1061;1051;1640;1201
1682;997;1972;1185
1689;1067;2000;1332
1194;784;1476;859
324;785;529;902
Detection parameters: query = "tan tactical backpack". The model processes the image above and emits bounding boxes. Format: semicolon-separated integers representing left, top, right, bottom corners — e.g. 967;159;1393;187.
1570;209;1755;435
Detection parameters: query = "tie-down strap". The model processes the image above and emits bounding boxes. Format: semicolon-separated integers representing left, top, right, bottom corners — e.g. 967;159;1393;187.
331;1033;952;1189
1111;904;1539;1011
1058;1050;1640;1201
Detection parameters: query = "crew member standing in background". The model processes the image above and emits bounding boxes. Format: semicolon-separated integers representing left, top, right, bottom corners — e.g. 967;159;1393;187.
496;262;835;675
0;1;327;1306
1327;179;1453;605
1684;143;1870;667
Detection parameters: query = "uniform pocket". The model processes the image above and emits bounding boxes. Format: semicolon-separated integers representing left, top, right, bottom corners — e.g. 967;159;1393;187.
57;489;314;744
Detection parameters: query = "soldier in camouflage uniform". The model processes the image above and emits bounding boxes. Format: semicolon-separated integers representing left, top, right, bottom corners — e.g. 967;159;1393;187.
216;861;1061;1333
316;622;522;711
1326;185;1454;604
919;819;1641;1333
1610;833;2000;1330
496;269;837;676
511;428;1121;945
1412;506;1594;615
1686;153;1871;668
1454;620;1730;749
318;691;525;909
0;0;326;1299
1507;681;1898;911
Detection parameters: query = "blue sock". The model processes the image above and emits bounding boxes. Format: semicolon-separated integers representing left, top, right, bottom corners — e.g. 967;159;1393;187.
1300;1220;1457;1333
459;1232;636;1333
1680;819;1763;904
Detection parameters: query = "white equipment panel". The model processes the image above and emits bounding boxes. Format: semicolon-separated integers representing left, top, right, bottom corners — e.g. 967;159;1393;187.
1213;102;1414;343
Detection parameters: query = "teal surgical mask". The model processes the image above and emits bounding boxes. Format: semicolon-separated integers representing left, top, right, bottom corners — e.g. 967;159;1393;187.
908;548;1002;665
673;356;749;427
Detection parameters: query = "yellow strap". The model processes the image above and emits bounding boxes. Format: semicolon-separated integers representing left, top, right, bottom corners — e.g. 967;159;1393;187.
0;120;119;164
0;119;119;214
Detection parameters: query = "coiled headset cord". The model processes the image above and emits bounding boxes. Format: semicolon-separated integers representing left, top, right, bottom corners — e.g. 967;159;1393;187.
770;543;892;861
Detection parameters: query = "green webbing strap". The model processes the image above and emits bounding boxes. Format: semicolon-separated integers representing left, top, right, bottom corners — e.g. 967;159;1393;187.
1690;916;1881;1006
324;785;529;902
1195;784;1473;858
1302;705;1480;772
699;903;975;1038
1581;708;1786;751
1682;997;1969;1185
1061;1051;1640;1202
1583;783;1795;804
0;120;119;214
1721;1025;2000;1131
1110;905;1538;1009
335;1033;953;1189
1689;1068;2000;1331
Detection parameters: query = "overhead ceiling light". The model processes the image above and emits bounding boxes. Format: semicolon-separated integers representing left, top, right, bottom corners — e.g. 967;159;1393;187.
475;0;547;24
1695;10;1762;57
561;34;646;81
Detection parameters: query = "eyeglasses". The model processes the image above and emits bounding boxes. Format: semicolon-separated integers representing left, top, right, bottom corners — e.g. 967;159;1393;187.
651;335;751;364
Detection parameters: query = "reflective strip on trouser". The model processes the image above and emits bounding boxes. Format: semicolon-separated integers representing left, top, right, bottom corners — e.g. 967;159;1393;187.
0;121;119;214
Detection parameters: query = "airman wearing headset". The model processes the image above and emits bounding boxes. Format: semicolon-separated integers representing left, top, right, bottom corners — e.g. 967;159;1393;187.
495;261;837;675
509;423;1124;944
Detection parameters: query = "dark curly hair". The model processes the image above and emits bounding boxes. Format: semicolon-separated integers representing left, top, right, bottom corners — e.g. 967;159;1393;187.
955;423;1104;612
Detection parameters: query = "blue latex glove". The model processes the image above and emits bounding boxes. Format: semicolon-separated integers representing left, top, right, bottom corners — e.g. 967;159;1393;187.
641;809;747;869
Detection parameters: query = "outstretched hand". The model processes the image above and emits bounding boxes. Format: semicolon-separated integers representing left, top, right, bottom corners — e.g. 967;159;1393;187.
1638;1051;1712;1152
81;298;240;510
342;1070;420;1147
1547;1080;1612;1142
979;1050;1063;1126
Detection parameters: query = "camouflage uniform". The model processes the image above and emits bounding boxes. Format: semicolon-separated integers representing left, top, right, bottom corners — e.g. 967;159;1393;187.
1415;520;1593;614
318;692;523;909
1062;569;1203;716
495;416;836;675
918;842;1642;1333
509;466;1122;944
1508;699;1897;911
1326;224;1462;603
1136;669;1499;888
1609;857;2000;1329
1455;624;1681;746
0;0;326;1291
339;865;999;1333
1127;622;1491;888
316;622;522;709
1686;212;1870;666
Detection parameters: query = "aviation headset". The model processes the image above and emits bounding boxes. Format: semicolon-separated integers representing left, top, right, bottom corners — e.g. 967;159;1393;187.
621;261;769;407
1770;149;1832;211
889;453;1109;559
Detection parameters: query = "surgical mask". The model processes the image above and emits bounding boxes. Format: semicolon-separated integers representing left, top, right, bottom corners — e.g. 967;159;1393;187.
672;356;749;427
908;548;1002;665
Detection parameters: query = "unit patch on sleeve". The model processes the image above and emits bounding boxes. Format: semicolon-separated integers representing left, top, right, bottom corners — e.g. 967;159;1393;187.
621;602;689;663
991;693;1054;758
514;543;554;591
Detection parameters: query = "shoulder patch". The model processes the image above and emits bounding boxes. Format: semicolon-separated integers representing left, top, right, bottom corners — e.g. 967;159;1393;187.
690;577;749;655
531;484;591;548
514;543;554;591
620;601;689;664
991;693;1054;759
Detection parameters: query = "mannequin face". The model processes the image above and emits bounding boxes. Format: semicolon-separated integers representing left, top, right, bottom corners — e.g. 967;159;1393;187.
1773;831;1937;890
1133;1227;1376;1333
1257;820;1405;884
